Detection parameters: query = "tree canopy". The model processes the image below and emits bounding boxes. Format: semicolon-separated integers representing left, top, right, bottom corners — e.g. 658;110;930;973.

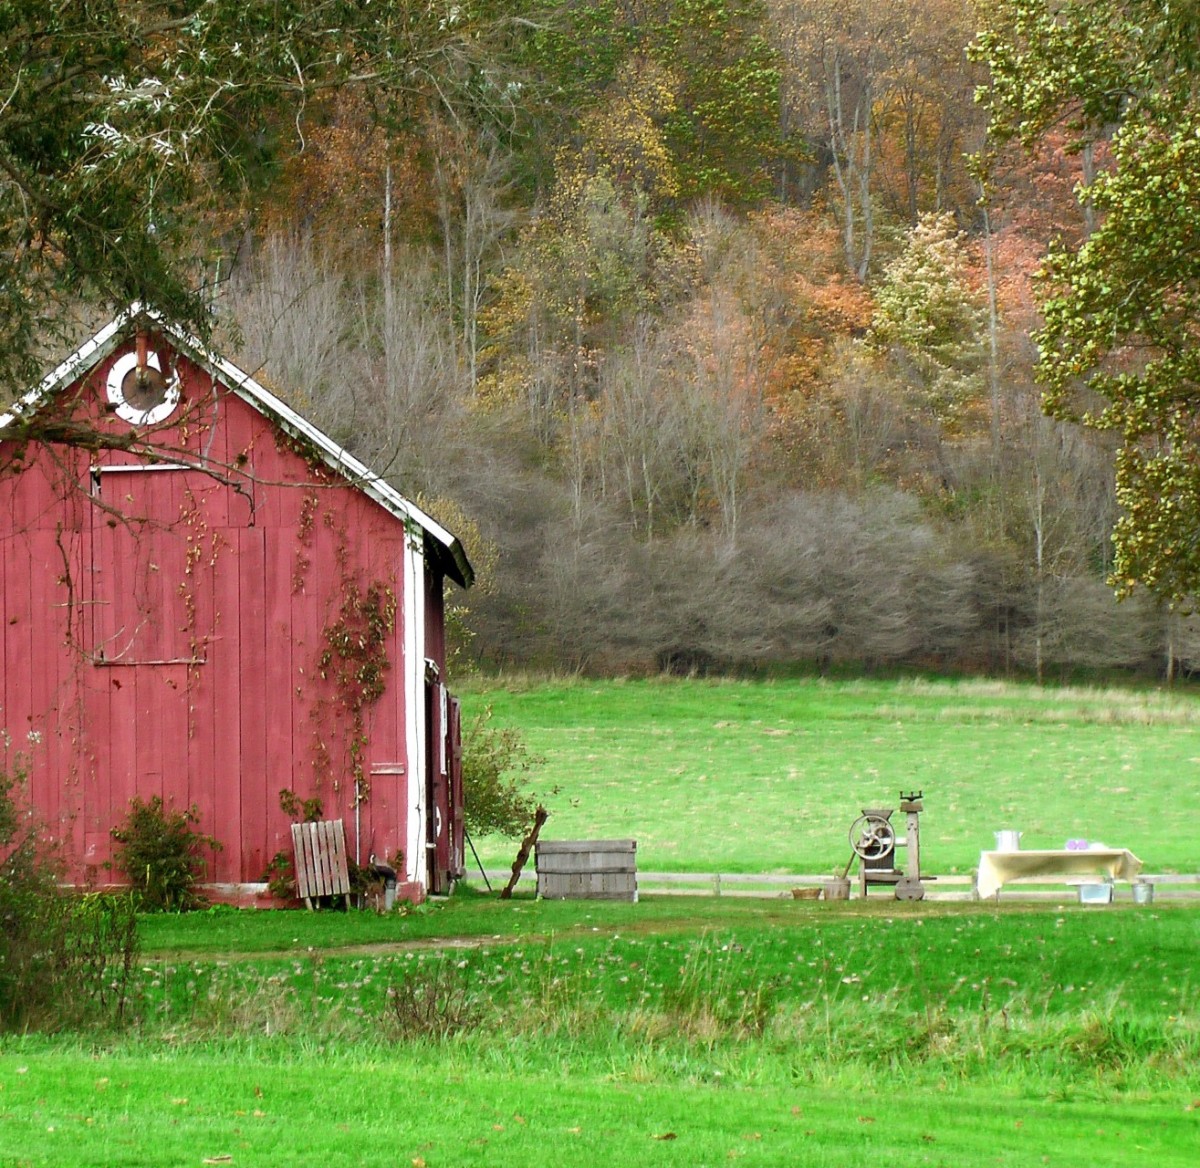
6;0;1199;680
975;0;1200;603
0;0;530;397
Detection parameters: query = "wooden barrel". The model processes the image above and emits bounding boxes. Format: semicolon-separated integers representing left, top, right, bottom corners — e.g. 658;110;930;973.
535;839;637;902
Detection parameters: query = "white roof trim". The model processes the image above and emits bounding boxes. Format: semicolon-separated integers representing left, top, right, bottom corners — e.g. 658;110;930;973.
0;302;473;587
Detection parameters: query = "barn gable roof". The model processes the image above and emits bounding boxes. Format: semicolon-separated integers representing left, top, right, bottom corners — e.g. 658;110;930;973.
0;303;473;588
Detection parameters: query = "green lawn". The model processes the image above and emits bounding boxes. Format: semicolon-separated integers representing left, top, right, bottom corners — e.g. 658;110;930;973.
3;1052;1194;1167
3;896;1200;1167
462;676;1200;873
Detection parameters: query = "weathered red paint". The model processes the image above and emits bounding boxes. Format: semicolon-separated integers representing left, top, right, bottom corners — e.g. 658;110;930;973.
0;316;469;903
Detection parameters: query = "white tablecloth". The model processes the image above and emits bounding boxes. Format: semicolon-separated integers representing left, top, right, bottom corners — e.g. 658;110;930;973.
975;849;1142;899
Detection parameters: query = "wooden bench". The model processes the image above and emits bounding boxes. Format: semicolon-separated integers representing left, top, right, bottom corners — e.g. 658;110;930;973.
291;819;352;909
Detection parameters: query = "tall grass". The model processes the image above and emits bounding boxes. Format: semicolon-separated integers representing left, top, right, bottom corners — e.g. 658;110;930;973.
6;897;1198;1167
104;903;1200;1090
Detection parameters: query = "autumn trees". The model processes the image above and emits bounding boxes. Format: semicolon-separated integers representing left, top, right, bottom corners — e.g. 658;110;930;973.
771;0;985;277
4;0;1190;678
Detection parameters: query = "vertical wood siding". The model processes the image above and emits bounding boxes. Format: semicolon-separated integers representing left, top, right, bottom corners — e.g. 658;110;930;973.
0;341;449;892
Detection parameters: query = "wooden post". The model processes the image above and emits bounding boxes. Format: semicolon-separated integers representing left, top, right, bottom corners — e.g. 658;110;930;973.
499;805;548;899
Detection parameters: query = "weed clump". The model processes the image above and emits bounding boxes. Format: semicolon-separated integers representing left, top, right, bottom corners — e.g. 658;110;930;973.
383;956;483;1040
1;755;139;1031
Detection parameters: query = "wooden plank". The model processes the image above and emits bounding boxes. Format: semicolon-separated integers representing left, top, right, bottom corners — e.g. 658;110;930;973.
229;527;260;884
307;823;325;895
327;818;351;896
27;531;59;831
538;853;636;873
536;839;637;853
154;664;191;829
292;822;315;900
262;526;296;821
309;821;328;894
4;531;33;753
316;820;335;893
133;663;164;806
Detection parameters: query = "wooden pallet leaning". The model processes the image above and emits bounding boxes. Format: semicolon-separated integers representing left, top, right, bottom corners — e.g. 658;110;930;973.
291;819;352;910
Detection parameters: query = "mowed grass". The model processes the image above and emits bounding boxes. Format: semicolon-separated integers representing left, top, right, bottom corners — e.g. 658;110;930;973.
2;1053;1194;1168
3;896;1200;1167
462;675;1200;873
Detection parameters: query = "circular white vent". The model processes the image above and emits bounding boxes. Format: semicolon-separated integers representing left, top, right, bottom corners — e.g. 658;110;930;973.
106;349;181;425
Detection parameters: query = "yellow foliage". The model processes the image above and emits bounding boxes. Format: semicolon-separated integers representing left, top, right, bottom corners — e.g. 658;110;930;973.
570;58;682;205
415;493;498;596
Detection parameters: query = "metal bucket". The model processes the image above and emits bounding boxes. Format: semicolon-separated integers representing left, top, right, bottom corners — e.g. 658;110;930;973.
1132;880;1154;905
994;830;1023;852
823;877;851;901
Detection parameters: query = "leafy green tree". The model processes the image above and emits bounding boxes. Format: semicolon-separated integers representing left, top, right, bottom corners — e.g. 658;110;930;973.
526;0;783;205
975;0;1200;603
461;707;542;839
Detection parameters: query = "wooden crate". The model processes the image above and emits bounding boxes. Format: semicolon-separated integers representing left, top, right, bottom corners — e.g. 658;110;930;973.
536;839;637;902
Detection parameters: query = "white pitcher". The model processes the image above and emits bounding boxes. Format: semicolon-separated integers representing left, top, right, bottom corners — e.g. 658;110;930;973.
994;830;1023;852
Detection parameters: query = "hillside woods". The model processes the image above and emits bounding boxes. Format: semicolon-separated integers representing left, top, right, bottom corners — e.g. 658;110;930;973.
11;0;1195;680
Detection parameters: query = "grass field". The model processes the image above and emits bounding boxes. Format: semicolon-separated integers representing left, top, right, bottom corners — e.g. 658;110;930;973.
5;676;1200;1166
3;896;1199;1166
461;675;1200;873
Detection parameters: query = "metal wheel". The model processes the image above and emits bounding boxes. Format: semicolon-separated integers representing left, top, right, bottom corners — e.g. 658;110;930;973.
849;814;896;861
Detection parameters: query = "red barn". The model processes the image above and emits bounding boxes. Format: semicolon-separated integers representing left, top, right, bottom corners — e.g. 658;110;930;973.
0;305;473;903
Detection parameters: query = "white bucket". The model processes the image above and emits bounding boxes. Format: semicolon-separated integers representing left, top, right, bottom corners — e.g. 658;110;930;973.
994;830;1023;852
1132;880;1154;905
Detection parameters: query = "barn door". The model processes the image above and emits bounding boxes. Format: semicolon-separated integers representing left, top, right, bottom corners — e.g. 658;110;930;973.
447;695;464;880
85;465;221;863
424;674;448;894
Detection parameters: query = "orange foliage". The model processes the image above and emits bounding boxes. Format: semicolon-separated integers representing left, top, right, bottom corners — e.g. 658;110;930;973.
748;205;874;403
262;90;440;250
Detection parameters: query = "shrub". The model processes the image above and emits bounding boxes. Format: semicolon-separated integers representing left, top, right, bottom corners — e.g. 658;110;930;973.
110;795;222;911
1;758;140;1031
262;848;296;900
461;706;544;838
